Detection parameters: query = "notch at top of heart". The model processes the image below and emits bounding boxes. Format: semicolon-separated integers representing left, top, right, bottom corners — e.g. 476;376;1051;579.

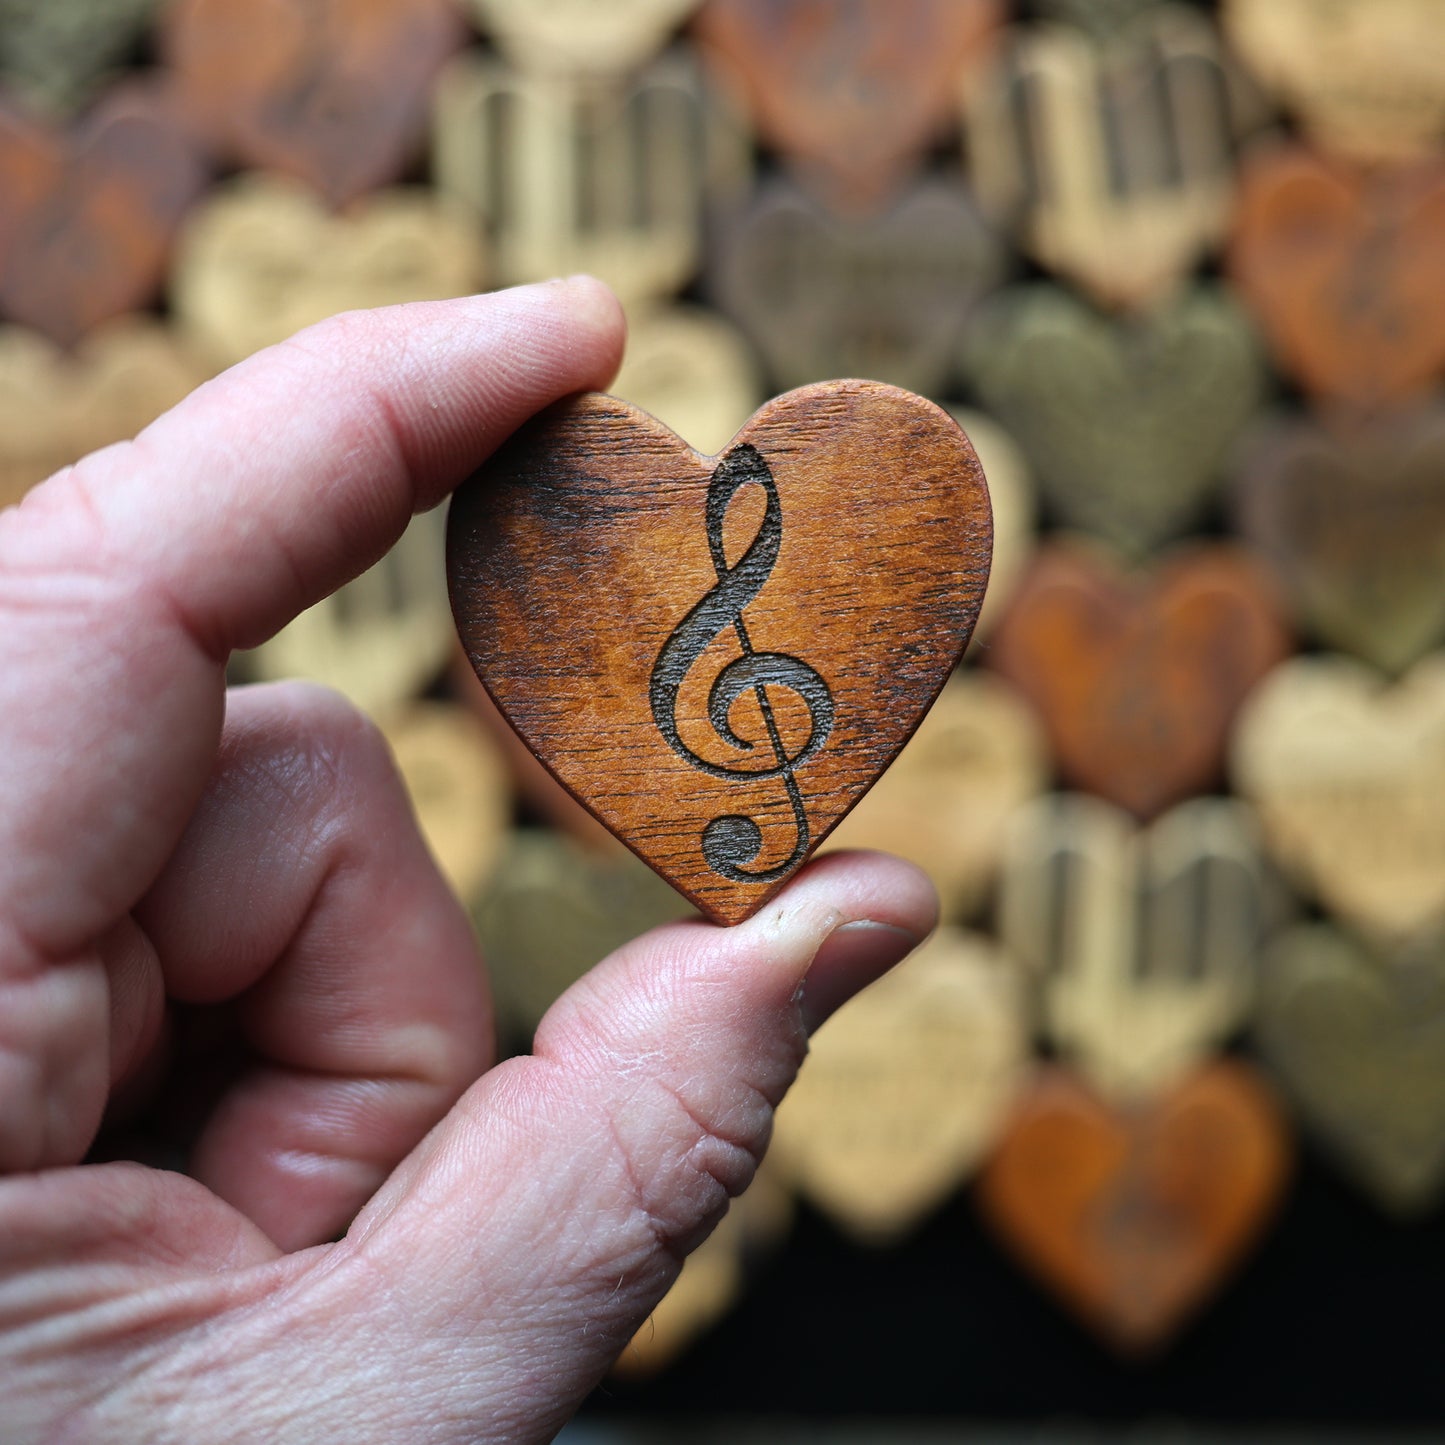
448;380;994;925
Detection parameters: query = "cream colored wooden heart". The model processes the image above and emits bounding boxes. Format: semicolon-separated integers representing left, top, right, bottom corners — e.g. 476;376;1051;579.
1232;653;1445;945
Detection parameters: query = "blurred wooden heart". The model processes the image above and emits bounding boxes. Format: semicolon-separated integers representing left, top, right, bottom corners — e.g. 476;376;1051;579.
161;0;464;208
465;0;698;75
977;1061;1289;1353
771;929;1029;1243
1224;0;1445;163
1257;923;1445;1217
448;383;992;925
694;0;1002;215
710;177;1006;396
1234;410;1445;675
172;174;486;367
0;316;205;509
1229;144;1445;414
1232;654;1445;946
823;672;1047;923
966;285;1263;555
0;0;160;114
989;542;1290;819
0;86;207;345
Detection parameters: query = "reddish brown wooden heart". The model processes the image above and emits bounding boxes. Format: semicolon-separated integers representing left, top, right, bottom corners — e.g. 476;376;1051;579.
161;0;465;208
0;87;208;345
1229;143;1445;414
448;383;992;925
988;542;1290;818
977;1062;1290;1353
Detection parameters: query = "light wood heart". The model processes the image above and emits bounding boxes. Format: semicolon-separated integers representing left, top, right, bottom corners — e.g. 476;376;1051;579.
965;284;1264;556
1229;144;1445;415
977;1061;1290;1353
0;0;159;114
0;86;208;345
770;928;1030;1243
1224;0;1445;163
694;0;1002;215
0;317;206;510
161;0;465;207
465;0;697;76
171;174;486;368
1256;923;1445;1217
967;7;1251;311
1232;653;1445;946
448;383;992;925
822;672;1047;923
708;176;1005;397
1000;794;1271;1101
1234;409;1445;676
989;541;1290;819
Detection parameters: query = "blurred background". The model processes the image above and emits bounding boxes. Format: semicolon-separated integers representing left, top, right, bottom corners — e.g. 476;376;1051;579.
2;0;1444;1435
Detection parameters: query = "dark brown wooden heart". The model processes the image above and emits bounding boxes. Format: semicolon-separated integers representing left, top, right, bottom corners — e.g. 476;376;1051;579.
448;382;992;924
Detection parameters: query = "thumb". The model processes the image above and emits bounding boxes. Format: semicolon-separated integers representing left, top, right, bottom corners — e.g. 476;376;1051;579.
260;851;931;1441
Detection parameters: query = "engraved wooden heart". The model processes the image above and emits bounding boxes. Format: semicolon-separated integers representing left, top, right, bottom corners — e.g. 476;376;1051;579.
448;382;992;925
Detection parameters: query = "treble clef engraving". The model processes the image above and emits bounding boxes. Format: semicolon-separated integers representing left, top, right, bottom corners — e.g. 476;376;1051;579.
650;444;835;883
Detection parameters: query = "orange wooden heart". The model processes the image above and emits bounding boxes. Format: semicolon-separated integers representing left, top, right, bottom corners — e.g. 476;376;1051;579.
448;382;992;924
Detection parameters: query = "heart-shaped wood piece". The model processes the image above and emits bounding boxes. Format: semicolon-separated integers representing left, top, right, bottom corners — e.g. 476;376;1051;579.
977;1061;1289;1353
1229;144;1445;415
0;87;208;345
161;0;465;208
1257;923;1445;1216
465;0;698;76
448;382;992;924
989;542;1290;819
1234;409;1445;675
1232;653;1445;946
694;0;1002;215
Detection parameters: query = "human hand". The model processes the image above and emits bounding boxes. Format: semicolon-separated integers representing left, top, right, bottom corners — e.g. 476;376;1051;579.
0;279;936;1442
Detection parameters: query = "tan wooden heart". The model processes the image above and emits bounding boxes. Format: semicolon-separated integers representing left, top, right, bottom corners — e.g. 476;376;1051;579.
448;382;992;924
770;928;1030;1243
1232;653;1445;946
465;0;698;76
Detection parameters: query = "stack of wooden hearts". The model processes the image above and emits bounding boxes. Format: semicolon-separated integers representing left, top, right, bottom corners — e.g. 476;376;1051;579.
1;0;1442;1372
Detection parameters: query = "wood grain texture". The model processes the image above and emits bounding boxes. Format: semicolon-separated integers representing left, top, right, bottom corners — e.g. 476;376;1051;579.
0;86;208;345
1234;408;1445;676
977;1061;1289;1354
770;928;1029;1244
1232;653;1445;947
1229;143;1445;415
694;0;1001;215
161;0;465;208
449;383;992;925
989;541;1290;819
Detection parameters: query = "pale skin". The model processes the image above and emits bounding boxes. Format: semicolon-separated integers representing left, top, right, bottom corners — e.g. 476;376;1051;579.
0;278;936;1443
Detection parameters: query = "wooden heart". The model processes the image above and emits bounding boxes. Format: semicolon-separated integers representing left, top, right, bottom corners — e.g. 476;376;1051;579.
0;317;206;509
1257;923;1445;1217
1234;409;1445;676
709;177;1006;396
465;0;698;76
448;383;992;924
171;173;486;368
1224;0;1445;163
1229;144;1445;414
965;284;1263;555
989;541;1290;819
1232;653;1445;946
1000;794;1270;1101
0;86;208;345
0;0;159;114
770;928;1029;1243
823;672;1047;923
161;0;465;208
977;1061;1289;1353
967;8;1248;311
693;0;1002;215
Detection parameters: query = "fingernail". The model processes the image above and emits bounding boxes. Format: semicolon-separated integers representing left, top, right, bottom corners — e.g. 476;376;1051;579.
798;921;920;1035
